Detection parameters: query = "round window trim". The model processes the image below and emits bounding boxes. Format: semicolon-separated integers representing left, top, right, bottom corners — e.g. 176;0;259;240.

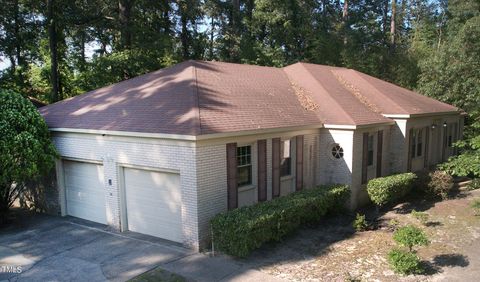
331;144;344;159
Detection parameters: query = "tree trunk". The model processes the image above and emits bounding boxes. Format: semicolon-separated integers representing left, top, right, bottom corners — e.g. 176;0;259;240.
180;9;189;60
118;0;133;50
382;0;388;41
390;0;396;48
342;0;348;45
13;0;21;69
209;16;215;59
47;0;60;102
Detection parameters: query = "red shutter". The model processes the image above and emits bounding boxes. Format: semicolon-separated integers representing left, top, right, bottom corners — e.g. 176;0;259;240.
257;139;267;202
272;138;281;198
407;128;414;172
376;130;383;177
424;126;430;168
226;143;237;210
362;132;369;184
296;135;304;191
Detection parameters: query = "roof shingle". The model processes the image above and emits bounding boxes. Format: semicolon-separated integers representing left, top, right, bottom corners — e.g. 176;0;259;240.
40;60;460;136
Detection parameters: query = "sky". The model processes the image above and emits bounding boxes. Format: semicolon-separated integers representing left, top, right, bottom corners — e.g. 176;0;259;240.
0;41;102;72
0;58;10;71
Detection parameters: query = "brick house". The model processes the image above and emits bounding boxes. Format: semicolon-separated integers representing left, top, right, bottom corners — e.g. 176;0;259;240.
40;60;463;250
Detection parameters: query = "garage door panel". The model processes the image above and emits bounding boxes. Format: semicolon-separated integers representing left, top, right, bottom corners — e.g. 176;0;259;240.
126;195;181;211
64;160;107;225
124;167;182;243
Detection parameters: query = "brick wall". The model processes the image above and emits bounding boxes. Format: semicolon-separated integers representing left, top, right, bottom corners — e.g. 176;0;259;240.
52;133;200;250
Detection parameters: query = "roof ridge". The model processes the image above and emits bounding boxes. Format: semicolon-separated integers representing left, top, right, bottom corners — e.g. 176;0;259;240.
290;63;356;125
191;62;202;135
331;69;384;114
345;69;410;114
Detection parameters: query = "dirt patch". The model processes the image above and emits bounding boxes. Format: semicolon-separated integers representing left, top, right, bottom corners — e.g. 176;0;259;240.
247;189;480;281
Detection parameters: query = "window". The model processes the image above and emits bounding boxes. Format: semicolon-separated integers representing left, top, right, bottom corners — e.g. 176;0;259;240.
447;124;455;147
280;139;292;177
331;144;344;159
417;129;423;157
237;146;252;187
411;128;423;158
367;135;374;166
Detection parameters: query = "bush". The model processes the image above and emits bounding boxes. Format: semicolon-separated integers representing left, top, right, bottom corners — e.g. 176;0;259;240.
353;213;368;232
393;225;429;252
367;173;417;208
428;170;454;200
388;248;424;275
411;210;429;226
0;89;58;220
467;179;480;191
210;184;350;257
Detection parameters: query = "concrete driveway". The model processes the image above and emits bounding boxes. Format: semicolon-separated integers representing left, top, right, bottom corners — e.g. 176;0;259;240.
0;212;283;282
0;212;190;282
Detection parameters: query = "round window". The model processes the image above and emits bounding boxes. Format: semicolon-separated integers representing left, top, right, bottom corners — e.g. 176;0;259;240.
331;145;344;159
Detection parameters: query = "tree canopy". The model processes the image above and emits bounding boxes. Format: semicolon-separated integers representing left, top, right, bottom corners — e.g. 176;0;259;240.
0;0;478;127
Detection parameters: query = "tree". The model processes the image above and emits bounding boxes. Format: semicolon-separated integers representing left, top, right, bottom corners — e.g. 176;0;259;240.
0;89;58;220
393;225;429;252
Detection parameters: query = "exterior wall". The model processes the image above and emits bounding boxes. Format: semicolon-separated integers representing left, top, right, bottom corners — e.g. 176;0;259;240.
317;129;354;186
195;129;320;248
390;114;463;173
389;119;407;173
50;113;463;251
351;125;392;209
52;132;200;250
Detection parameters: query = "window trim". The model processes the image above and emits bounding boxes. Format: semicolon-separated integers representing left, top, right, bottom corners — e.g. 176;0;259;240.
280;139;292;177
236;145;252;187
367;134;374;167
331;144;344;159
411;128;424;159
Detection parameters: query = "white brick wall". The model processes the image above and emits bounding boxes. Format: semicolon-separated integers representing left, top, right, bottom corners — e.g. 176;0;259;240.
53;133;200;250
317;129;354;187
51;114;462;251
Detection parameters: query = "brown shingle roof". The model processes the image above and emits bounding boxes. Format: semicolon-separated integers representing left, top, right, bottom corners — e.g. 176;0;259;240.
40;61;321;135
40;60;460;136
284;63;393;126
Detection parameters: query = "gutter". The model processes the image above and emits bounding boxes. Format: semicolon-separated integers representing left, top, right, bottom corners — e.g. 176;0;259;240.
383;110;463;119
49;123;324;141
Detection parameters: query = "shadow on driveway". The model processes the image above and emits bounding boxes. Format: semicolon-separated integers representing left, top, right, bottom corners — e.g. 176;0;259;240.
0;212;189;282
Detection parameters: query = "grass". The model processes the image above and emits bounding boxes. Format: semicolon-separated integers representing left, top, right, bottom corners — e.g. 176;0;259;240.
128;267;186;282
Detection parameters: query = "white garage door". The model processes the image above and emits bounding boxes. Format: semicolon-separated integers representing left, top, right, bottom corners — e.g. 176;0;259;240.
124;167;182;243
64;160;107;224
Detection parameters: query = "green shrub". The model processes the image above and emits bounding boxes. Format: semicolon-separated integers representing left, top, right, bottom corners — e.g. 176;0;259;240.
0;89;58;218
428;170;454;200
353;213;368;232
393;225;429;252
411;210;429;226
467;179;480;191
210;184;350;257
388;248;424;275
367;173;417;208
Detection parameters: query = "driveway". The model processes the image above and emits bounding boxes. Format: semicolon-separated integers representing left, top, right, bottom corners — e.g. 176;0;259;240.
0;212;282;282
0;212;190;282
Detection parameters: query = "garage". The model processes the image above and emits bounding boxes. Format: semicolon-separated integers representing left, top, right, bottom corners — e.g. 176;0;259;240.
63;160;107;224
123;167;182;243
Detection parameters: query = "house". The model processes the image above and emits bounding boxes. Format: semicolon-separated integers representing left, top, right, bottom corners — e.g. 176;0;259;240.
39;60;463;250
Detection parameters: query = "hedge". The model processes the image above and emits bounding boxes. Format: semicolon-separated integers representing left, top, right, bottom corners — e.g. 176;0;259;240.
210;184;350;257
367;173;417;207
